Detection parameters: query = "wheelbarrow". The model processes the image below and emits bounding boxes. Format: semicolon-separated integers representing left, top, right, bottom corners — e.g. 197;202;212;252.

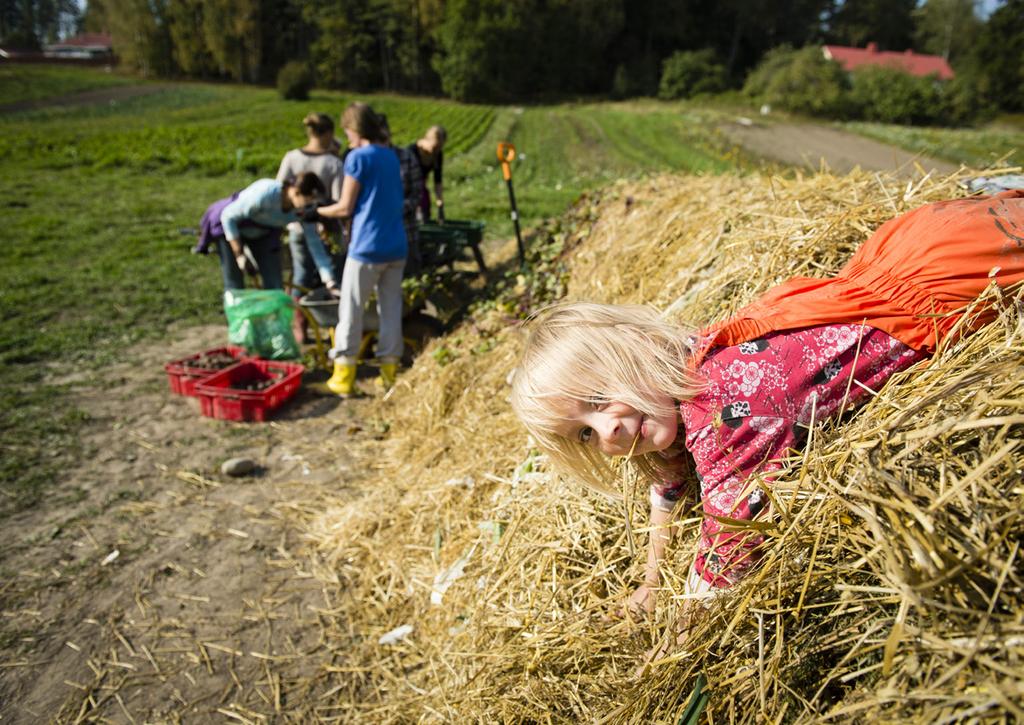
299;287;444;369
418;219;487;275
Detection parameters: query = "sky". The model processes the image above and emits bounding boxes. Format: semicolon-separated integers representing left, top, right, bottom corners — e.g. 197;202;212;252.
976;0;1004;18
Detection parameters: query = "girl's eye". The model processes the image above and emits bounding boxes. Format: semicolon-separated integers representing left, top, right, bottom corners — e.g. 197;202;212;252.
578;426;593;444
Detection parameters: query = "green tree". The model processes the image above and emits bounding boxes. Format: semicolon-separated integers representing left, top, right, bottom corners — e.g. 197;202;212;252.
535;0;623;95
825;0;916;50
200;0;261;82
307;0;384;91
306;0;432;93
972;0;1024;112
709;0;833;80
913;0;981;63
94;0;300;82
658;49;726;99
0;0;80;47
166;0;217;76
434;0;623;101
743;44;850;117
433;0;535;101
609;0;695;95
848;65;944;124
92;0;175;76
259;0;314;84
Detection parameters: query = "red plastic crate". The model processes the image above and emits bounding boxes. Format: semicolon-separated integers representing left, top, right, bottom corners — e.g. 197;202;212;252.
193;359;304;422
165;346;248;396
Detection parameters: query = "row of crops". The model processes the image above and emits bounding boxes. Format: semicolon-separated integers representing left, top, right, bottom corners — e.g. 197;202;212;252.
0;83;496;176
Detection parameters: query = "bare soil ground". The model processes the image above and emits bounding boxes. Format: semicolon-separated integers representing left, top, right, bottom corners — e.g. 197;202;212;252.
0;326;380;722
721;119;959;177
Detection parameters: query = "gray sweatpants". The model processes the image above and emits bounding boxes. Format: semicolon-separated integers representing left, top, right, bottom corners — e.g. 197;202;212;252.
331;257;405;363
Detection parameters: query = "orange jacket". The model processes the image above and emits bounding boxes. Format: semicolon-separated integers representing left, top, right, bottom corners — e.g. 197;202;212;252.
702;190;1024;355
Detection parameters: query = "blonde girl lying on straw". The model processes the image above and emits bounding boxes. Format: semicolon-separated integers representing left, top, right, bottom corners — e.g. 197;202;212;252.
511;190;1024;642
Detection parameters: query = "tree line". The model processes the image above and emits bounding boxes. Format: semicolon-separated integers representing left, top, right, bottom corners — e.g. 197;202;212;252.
3;0;1021;113
1;0;79;48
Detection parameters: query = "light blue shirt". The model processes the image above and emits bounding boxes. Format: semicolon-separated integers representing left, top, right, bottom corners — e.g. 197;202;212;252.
220;179;336;284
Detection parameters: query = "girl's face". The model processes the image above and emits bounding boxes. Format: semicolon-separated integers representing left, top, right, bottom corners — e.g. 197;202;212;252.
555;394;679;457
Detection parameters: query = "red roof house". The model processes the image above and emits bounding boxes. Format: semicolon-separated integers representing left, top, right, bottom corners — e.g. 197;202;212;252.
43;33;113;60
823;43;954;80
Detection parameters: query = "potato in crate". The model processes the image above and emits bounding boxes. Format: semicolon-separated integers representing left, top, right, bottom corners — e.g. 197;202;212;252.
164;346;249;396
193;359;304;422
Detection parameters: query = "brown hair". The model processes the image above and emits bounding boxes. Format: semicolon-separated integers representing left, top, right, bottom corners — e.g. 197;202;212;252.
288;171;326;199
303;112;335;138
341;102;385;143
377;113;392;143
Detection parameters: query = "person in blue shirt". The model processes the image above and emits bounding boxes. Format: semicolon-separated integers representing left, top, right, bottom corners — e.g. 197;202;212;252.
315;102;407;396
217;172;330;292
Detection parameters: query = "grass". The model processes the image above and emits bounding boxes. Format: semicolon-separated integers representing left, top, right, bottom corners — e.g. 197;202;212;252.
843;117;1024;168
0;64;137;106
0;166;239;512
446;102;745;239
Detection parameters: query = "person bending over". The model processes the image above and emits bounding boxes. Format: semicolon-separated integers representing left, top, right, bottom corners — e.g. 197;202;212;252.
197;172;327;293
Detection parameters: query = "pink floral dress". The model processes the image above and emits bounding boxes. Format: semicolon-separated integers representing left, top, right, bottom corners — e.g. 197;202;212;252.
652;323;926;588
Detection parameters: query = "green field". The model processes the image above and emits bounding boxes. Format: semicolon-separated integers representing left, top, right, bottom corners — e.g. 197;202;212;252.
0;67;744;513
0;64;137;106
843;118;1024;169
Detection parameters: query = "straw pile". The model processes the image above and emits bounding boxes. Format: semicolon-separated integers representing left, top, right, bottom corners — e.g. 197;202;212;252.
294;167;1024;722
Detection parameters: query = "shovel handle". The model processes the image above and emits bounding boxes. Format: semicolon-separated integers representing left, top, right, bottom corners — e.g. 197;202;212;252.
497;142;516;181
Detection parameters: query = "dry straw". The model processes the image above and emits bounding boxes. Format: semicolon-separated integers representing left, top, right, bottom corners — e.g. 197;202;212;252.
293;166;1024;722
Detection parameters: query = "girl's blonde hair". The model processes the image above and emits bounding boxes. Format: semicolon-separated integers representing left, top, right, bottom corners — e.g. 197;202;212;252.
510;301;704;497
426;125;447;145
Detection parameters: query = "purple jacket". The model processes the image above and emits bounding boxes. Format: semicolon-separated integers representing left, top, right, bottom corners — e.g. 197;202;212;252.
193;191;278;254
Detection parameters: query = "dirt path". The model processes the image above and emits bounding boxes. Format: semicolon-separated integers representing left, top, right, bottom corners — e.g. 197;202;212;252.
0;84;172;114
721;119;959;177
0;326;382;722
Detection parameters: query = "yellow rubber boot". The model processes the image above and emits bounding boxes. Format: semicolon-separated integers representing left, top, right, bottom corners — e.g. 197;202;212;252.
326;362;357;397
376;362;398;392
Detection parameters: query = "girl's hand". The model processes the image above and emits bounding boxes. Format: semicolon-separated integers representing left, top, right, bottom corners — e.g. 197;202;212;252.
635;601;707;677
605;583;657;624
635;612;694;678
627;583;658;617
235;253;253;274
